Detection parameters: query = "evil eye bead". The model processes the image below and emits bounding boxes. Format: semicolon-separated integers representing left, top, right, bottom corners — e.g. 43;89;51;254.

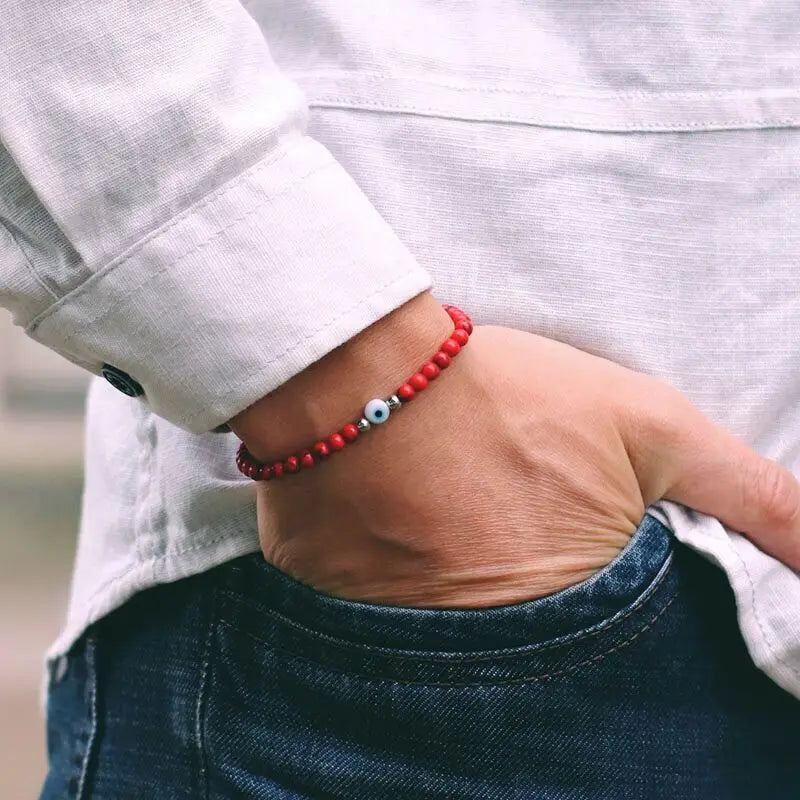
364;398;391;425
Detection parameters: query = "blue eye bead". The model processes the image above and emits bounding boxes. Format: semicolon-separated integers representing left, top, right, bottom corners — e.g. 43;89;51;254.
364;398;391;425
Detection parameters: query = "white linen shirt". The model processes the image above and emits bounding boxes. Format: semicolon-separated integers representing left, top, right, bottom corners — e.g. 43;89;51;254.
1;1;800;699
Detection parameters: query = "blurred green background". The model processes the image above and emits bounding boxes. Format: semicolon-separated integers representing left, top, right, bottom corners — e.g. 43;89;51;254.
0;311;86;798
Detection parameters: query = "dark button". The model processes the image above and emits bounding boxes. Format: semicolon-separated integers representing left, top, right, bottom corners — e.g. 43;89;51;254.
101;364;144;397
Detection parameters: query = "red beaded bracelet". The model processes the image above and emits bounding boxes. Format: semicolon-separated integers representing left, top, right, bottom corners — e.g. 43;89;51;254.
235;303;473;481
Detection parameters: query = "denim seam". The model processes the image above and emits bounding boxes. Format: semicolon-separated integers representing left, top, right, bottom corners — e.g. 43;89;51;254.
75;635;99;800
215;588;678;687
194;588;217;800
219;549;674;664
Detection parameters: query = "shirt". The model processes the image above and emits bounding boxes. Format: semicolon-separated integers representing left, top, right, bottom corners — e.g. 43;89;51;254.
1;0;799;700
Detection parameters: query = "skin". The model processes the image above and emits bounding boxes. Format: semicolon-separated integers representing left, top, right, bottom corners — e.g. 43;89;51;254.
229;291;800;608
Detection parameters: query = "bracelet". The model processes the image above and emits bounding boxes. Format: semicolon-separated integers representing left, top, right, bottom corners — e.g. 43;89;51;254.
235;303;473;481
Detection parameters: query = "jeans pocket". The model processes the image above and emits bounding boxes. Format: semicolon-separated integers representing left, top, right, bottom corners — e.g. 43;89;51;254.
214;512;677;686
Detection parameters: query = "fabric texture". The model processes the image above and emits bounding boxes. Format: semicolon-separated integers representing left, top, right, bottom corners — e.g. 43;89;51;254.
0;0;431;431
0;1;798;701
40;515;800;799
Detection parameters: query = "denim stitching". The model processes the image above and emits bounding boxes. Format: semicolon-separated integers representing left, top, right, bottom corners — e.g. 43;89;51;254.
216;589;678;688
218;549;673;664
194;589;217;800
75;636;99;800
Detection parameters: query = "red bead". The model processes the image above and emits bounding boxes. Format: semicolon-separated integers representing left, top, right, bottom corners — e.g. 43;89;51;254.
257;464;272;481
440;338;461;357
454;319;473;334
420;361;440;380
272;461;284;478
447;309;468;324
328;432;346;451
300;450;315;469
313;441;331;459
245;463;256;478
408;372;428;391
341;423;359;442
285;455;300;473
432;351;451;369
397;383;416;402
450;328;469;346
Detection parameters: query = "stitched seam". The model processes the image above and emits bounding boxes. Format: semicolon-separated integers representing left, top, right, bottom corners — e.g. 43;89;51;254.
131;404;149;564
22;161;423;431
31;157;332;347
75;635;99;800
219;550;674;663
298;71;800;101
55;515;663;657
309;97;800;131
178;270;430;427
733;544;800;678
216;590;678;687
25;141;321;333
194;588;216;800
0;220;59;302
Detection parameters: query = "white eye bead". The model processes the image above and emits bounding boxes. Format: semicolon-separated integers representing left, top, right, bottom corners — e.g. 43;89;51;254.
364;398;391;425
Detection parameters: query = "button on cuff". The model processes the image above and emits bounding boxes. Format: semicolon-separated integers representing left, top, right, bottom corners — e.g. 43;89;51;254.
101;364;144;397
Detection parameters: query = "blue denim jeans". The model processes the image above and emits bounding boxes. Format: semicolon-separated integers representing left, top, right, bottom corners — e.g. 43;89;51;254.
41;513;800;799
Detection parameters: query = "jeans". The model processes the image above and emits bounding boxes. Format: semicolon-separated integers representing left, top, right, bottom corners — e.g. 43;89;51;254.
41;514;800;799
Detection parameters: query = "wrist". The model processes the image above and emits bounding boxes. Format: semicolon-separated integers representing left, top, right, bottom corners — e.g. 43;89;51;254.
227;291;455;462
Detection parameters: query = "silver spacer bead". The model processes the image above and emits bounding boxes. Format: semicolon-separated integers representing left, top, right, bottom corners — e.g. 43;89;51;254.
386;395;402;411
356;418;371;433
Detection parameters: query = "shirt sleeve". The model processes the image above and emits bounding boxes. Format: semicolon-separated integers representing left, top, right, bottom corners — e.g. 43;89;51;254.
0;0;432;434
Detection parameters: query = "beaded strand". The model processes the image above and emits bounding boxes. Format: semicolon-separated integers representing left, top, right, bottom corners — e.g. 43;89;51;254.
235;304;473;481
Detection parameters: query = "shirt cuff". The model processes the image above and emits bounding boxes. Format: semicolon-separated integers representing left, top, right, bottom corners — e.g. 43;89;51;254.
25;136;432;433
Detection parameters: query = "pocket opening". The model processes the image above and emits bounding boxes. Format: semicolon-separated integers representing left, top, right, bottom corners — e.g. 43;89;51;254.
219;513;674;657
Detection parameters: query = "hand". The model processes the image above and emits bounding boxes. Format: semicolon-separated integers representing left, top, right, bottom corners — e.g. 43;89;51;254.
236;301;800;608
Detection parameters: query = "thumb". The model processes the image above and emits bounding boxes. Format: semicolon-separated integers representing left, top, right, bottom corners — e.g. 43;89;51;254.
629;385;800;569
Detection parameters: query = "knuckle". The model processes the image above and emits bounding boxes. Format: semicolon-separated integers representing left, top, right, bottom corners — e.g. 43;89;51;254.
625;378;695;451
616;373;667;431
747;459;800;526
613;376;694;484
